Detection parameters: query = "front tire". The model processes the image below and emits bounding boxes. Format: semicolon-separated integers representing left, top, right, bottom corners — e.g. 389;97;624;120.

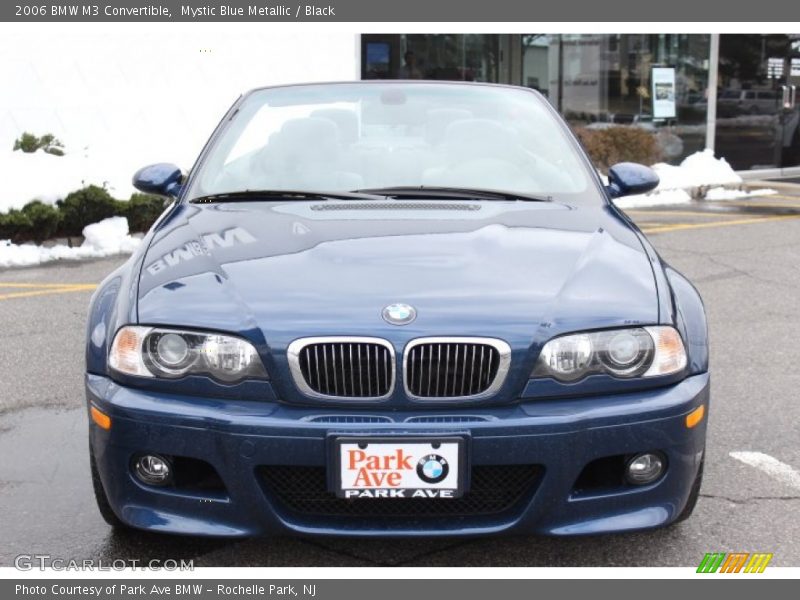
90;443;128;530
673;455;704;524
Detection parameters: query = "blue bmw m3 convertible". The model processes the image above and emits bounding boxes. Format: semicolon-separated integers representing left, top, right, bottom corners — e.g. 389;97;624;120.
85;81;709;537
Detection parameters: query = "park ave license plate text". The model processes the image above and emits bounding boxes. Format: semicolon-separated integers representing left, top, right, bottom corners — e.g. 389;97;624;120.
336;439;462;499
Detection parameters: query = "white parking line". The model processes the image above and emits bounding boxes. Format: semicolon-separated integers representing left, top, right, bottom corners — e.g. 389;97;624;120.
729;451;800;492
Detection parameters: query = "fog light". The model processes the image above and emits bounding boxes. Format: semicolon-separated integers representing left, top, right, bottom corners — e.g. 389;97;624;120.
625;452;665;485
134;454;172;486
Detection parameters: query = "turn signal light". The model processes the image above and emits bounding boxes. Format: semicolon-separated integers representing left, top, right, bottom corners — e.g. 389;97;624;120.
685;405;705;429
90;405;111;430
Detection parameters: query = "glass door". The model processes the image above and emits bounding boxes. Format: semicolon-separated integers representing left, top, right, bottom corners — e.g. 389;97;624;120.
715;34;800;171
781;36;800;170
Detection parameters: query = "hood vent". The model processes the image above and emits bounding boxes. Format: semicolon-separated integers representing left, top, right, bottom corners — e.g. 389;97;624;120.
310;202;481;212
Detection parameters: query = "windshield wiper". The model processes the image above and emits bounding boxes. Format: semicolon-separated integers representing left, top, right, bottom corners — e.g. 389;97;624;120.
352;186;552;203
190;190;385;204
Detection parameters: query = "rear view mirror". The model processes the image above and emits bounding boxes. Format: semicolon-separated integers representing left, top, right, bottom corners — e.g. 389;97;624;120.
606;162;659;198
132;163;183;197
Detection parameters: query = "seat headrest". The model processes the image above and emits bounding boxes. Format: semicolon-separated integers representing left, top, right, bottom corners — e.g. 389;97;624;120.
442;119;522;161
311;109;359;145
272;117;340;160
425;108;473;145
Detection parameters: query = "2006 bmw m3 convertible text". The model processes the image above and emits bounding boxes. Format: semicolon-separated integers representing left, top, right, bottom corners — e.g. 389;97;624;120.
85;81;709;537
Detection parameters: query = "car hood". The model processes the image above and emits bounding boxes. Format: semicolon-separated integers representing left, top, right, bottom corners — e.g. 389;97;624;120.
137;199;657;352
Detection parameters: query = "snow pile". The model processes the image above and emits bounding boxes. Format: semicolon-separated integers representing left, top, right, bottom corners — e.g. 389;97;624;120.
0;217;140;269
82;217;141;254
1;147;139;212
616;149;776;208
654;148;742;189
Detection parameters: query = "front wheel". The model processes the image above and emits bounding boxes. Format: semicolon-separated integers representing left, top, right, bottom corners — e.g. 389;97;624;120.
89;443;128;530
673;455;704;524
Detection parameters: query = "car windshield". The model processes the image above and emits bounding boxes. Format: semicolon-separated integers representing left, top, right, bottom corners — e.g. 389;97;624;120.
185;82;600;204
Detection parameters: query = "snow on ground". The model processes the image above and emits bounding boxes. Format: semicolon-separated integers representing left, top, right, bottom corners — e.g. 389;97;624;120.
0;217;140;268
704;187;778;201
615;149;775;209
650;149;741;189
614;188;693;209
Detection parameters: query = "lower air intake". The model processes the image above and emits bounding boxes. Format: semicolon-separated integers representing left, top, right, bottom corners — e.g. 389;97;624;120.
258;464;542;518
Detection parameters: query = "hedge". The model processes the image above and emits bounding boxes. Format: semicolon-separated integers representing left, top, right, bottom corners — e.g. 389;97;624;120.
573;126;663;172
21;201;62;243
0;209;36;244
13;132;65;156
57;185;123;237
0;186;168;244
125;193;171;233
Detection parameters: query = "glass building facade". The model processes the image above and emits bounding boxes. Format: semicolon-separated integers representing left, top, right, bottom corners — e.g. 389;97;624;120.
361;34;800;174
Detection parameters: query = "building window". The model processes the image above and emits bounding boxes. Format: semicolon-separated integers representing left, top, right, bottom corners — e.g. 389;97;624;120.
521;34;711;164
362;35;500;83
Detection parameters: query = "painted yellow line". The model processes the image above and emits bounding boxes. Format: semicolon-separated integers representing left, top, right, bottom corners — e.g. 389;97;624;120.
761;194;800;201
0;282;97;289
625;209;744;218
0;284;96;301
722;201;800;209
642;214;800;234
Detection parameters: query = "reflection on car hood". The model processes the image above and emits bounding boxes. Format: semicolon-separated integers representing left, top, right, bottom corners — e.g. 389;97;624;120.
137;200;657;350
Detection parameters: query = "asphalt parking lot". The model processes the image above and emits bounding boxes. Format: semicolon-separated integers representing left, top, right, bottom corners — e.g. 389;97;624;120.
2;186;800;567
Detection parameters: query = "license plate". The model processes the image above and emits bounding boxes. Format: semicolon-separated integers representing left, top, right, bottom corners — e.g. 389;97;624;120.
332;437;465;499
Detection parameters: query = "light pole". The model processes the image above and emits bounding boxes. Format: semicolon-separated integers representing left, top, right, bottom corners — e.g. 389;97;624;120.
705;34;720;152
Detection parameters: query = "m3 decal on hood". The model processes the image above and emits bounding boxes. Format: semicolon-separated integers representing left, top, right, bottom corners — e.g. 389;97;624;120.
146;227;256;275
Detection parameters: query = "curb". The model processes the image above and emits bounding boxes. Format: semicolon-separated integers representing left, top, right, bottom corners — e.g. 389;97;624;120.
676;182;782;201
743;179;800;193
40;236;84;248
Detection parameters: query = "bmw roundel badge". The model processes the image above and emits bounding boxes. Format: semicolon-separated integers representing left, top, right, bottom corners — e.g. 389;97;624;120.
382;303;417;325
416;454;449;484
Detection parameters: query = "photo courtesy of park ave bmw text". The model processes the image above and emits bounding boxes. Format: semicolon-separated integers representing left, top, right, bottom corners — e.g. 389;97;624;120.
0;0;799;594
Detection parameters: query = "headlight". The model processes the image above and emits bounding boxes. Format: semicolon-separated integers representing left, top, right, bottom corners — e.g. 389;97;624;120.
532;326;686;382
109;326;268;382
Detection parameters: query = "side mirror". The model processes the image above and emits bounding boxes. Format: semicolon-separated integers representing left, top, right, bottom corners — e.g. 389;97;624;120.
132;163;184;197
606;162;659;198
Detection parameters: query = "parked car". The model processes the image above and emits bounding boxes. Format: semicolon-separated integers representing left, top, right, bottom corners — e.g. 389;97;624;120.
86;81;709;538
718;88;779;116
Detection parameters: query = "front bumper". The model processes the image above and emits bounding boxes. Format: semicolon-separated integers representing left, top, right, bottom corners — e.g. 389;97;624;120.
86;372;709;537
